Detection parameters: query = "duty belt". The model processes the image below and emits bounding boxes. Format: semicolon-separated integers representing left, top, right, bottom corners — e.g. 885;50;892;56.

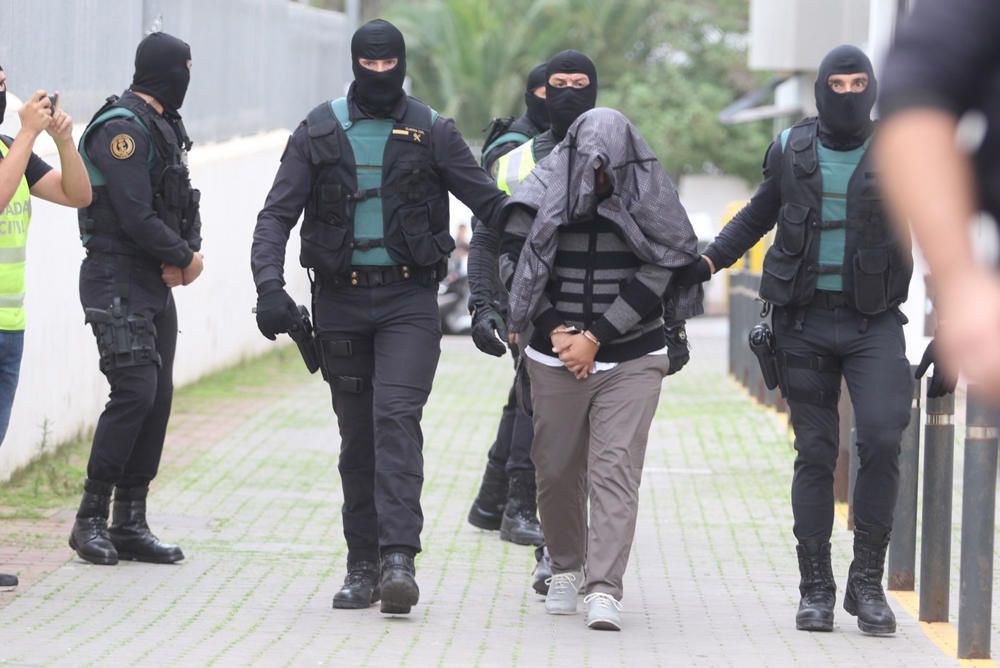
322;264;437;288
808;290;848;310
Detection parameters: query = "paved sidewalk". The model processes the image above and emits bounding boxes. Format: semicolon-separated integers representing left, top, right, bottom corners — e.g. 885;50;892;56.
0;319;979;666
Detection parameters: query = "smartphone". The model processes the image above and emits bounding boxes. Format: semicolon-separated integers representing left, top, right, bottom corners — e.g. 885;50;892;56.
47;92;58;115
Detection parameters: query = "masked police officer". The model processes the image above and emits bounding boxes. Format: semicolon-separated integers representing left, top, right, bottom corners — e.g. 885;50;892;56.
466;62;554;548
479;63;549;175
468;50;601;590
72;32;203;567
675;45;912;636
251;18;507;616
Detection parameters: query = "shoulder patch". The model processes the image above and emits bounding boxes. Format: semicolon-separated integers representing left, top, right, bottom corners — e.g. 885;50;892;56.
110;133;136;160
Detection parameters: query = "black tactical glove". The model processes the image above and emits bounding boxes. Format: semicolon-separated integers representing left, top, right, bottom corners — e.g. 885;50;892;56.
673;256;713;288
915;339;957;398
664;322;690;376
255;281;300;341
471;303;509;357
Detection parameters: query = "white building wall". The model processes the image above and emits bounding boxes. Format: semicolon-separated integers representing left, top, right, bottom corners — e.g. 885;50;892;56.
0;128;307;480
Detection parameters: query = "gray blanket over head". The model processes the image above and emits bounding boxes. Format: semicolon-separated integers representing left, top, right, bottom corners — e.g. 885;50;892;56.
505;107;704;333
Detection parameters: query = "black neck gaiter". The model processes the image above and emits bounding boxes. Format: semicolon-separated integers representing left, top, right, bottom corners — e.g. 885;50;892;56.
545;50;598;140
814;44;877;151
525;62;549;131
351;19;406;116
131;32;192;114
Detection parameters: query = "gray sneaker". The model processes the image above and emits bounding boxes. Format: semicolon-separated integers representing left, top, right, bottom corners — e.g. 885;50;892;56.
544;571;583;615
584;592;623;631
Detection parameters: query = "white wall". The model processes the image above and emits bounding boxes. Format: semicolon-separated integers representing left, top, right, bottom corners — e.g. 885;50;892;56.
0;127;308;480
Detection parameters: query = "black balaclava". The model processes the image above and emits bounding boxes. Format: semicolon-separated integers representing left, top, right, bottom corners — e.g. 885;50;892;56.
546;50;598;140
0;65;6;125
351;19;406;116
814;44;877;150
524;62;549;131
131;32;192;113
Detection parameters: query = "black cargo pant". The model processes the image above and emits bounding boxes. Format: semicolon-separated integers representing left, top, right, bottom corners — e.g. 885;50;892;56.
485;381;535;474
774;301;912;543
80;253;177;488
314;277;441;564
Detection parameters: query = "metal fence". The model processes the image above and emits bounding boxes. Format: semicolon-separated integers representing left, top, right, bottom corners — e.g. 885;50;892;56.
728;269;999;660
0;0;350;143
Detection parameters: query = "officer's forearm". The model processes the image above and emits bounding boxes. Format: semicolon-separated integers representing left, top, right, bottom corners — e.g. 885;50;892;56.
467;224;500;307
877;109;977;289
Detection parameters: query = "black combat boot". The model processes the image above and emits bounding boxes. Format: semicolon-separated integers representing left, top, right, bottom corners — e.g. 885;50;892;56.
843;528;896;635
69;478;118;565
532;545;552;595
467;462;508;531
795;540;836;632
0;573;17;587
332;560;381;609
379;551;419;615
108;486;184;564
500;470;544;546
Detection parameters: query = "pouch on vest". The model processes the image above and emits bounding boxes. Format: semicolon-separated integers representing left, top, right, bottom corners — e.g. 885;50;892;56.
759;247;802;307
300;222;353;276
397;204;455;267
777;202;809;256
155;164;193;235
852;248;890;316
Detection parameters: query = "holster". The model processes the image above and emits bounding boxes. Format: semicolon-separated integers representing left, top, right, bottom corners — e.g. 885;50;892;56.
748;322;779;390
84;297;160;373
288;305;320;374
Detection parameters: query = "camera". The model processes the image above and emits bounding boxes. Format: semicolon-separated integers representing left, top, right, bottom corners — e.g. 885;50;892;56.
46;93;58;115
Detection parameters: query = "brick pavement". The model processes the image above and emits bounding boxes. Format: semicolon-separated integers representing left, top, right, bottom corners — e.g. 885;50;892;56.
0;319;981;666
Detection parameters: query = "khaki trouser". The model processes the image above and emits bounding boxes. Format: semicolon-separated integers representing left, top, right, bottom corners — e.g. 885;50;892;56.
527;353;669;600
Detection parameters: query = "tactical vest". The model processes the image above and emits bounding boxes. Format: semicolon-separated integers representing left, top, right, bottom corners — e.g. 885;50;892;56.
300;96;455;276
0;141;31;330
495;139;537;195
78;92;200;253
758;118;912;315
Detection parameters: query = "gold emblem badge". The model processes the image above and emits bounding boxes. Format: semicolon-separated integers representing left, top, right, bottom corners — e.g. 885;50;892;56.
110;134;135;160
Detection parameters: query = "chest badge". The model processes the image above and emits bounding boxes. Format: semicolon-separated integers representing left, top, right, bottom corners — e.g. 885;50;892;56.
392;127;426;144
110;134;135;160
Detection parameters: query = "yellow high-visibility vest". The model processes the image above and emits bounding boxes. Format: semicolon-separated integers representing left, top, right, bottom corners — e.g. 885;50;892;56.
0;141;31;331
495;139;537;195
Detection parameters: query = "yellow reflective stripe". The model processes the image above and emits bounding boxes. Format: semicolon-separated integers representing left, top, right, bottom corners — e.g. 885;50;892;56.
0;247;26;263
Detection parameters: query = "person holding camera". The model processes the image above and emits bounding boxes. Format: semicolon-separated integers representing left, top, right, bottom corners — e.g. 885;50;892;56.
0;64;92;588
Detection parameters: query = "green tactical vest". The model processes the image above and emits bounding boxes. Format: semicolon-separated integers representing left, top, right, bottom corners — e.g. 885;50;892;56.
779;128;871;292
331;98;394;266
0;141;31;331
495;139;537;195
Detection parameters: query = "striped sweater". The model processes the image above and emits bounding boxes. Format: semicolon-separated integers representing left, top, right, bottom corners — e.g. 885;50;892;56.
500;206;672;363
